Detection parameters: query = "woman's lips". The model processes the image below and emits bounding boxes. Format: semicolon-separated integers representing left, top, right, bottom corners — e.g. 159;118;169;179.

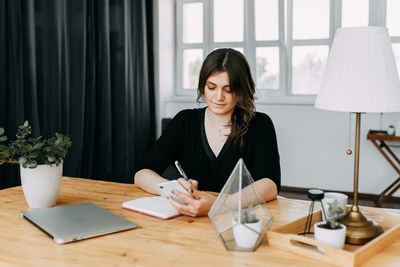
213;102;225;107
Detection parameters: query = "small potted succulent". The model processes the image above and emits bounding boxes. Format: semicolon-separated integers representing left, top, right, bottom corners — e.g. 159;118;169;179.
314;200;347;252
0;121;71;208
232;205;262;248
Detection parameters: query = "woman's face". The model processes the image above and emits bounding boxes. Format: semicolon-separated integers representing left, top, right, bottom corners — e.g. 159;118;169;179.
204;71;237;116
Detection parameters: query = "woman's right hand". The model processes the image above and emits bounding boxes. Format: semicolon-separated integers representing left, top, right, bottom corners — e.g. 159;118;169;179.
168;186;217;217
178;178;198;193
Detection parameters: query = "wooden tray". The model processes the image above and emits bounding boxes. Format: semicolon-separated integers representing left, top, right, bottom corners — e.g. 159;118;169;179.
267;209;400;267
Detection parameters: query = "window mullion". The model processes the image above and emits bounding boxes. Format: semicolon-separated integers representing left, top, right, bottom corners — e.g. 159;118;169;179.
176;0;184;95
286;0;293;96
369;0;387;26
331;0;341;39
244;0;256;77
277;0;286;97
205;0;213;54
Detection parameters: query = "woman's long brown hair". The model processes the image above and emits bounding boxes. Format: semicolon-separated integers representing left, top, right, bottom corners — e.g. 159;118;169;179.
197;48;255;145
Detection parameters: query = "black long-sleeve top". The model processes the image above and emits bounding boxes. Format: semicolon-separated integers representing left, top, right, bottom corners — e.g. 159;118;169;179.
141;108;281;193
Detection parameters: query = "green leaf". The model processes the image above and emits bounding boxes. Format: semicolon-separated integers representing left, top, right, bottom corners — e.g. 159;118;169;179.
0;128;4;135
33;143;43;150
0;122;71;166
19;157;27;164
28;161;37;168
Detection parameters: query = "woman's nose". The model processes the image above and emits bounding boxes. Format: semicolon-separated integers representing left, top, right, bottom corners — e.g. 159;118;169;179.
216;88;224;100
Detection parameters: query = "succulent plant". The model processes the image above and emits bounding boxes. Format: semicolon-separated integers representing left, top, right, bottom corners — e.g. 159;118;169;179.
0;121;71;168
235;205;259;224
326;200;344;229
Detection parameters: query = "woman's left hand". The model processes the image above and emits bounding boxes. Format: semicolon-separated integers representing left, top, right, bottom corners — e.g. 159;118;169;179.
168;189;217;217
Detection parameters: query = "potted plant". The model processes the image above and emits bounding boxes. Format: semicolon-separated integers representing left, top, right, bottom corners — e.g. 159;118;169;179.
0;121;71;208
314;200;347;252
232;205;262;248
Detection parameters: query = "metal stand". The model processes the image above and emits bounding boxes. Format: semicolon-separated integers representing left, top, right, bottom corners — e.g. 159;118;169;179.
303;189;326;235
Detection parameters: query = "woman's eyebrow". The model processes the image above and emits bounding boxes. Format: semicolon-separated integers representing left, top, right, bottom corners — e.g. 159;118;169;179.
206;81;230;88
206;81;216;86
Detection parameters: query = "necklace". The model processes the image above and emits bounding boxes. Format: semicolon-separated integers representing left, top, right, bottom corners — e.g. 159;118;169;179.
206;109;231;136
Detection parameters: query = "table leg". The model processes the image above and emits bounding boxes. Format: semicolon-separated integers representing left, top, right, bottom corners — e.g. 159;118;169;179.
370;140;400;207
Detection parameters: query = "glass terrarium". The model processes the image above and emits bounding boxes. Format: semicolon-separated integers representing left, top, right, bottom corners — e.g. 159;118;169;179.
208;159;273;251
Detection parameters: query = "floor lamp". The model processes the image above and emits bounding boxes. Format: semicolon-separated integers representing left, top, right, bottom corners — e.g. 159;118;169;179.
315;27;400;245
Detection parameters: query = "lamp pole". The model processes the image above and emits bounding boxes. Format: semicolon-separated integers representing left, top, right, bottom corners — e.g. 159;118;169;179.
352;112;360;211
340;113;383;244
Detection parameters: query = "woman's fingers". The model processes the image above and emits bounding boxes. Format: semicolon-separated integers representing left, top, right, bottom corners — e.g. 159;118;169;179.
173;189;197;206
177;178;196;194
189;179;199;189
168;196;196;217
178;178;191;189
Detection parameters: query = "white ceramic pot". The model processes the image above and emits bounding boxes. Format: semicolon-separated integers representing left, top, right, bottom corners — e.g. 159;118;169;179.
20;163;63;209
232;218;262;248
314;221;346;253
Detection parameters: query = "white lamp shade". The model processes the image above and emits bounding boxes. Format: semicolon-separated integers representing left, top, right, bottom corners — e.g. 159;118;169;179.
315;27;400;113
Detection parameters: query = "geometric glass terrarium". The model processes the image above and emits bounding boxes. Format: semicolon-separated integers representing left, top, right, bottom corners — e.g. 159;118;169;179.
208;159;273;251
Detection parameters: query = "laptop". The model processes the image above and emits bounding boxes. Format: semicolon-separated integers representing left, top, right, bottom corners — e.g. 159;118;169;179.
21;202;137;244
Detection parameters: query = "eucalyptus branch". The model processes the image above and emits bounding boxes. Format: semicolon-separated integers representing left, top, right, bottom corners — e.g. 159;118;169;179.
0;121;71;169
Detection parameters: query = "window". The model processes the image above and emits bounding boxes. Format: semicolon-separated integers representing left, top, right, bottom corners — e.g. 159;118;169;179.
175;0;400;102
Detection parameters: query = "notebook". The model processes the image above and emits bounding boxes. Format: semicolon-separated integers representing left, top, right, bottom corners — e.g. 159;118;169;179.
21;202;137;244
122;196;181;220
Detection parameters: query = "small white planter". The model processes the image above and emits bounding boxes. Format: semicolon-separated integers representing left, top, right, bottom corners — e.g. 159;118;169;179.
232;218;262;248
20;163;63;209
314;221;346;253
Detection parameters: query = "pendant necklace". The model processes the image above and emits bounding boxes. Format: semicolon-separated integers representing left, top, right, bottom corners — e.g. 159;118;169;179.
206;110;230;136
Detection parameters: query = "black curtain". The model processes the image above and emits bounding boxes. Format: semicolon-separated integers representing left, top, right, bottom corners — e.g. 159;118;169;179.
0;0;155;188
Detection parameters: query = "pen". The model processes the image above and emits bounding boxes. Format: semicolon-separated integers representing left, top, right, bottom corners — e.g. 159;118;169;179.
174;160;194;193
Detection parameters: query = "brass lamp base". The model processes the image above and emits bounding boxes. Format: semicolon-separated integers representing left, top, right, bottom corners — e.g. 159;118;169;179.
340;208;384;245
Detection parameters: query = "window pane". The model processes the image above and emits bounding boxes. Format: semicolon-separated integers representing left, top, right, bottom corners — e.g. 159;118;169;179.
387;0;400;36
292;46;328;95
214;0;244;42
342;0;369;28
255;0;279;41
392;44;400;78
256;47;280;89
183;49;203;89
183;3;203;43
292;0;329;40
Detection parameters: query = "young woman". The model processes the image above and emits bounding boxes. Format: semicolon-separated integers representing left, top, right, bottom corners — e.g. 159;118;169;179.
134;48;280;217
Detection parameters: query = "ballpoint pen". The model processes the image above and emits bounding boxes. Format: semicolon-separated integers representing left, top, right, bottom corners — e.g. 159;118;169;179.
174;160;194;193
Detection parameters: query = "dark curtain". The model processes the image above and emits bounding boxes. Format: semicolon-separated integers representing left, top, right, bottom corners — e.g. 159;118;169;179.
0;0;155;188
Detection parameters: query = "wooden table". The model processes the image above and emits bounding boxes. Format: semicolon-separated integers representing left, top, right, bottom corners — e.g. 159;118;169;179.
0;177;399;266
367;130;400;206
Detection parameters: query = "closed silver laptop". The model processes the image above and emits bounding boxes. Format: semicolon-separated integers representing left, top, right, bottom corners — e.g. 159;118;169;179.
21;202;137;244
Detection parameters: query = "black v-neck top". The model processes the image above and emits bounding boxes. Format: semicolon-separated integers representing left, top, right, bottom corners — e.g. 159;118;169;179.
141;108;281;192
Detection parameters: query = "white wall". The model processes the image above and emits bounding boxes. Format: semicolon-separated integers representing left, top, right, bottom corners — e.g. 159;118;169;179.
154;0;400;197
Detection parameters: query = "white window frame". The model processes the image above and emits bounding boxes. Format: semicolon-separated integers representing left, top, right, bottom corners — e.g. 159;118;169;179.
174;0;398;104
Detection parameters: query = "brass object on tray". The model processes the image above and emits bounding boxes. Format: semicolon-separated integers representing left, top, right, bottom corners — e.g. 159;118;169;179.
340;114;383;245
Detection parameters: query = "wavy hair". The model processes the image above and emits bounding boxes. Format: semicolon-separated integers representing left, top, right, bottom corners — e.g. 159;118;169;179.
197;48;255;145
